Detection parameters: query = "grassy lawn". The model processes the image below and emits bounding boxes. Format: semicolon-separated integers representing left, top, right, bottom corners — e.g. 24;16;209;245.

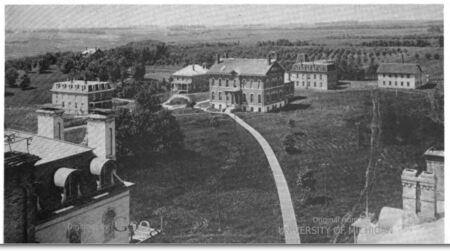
4;65;68;132
237;89;441;243
117;111;284;243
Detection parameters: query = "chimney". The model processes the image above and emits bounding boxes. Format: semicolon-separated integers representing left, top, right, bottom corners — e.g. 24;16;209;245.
417;171;437;221
401;168;418;213
268;54;272;65
424;148;444;215
87;113;116;160
36;108;64;140
216;54;221;64
192;64;195;71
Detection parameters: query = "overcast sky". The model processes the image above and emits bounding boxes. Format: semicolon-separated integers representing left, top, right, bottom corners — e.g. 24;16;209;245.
5;5;443;30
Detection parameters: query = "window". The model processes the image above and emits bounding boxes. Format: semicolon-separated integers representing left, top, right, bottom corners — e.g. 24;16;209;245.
250;94;254;103
395;81;397;86
258;81;261;89
400;74;403;78
242;93;246;102
314;74;316;79
75;103;78;108
406;74;410;78
407;82;410;87
219;79;222;86
302;81;305;86
320;74;322;80
258;94;261;103
210;79;214;86
234;80;237;87
219;92;222;100
62;101;65;107
211;92;215;100
314;82;316;87
226;79;229;87
109;128;113;156
389;81;392;86
57;122;62;139
401;82;403;86
296;81;299;87
226;94;229;101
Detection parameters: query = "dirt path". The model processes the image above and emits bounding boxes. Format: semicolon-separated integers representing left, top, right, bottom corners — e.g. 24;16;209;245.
194;101;301;244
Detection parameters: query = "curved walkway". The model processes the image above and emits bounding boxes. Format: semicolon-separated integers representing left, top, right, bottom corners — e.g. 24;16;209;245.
195;101;301;244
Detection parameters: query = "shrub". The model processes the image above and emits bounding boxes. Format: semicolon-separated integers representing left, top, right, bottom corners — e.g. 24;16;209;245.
5;67;19;87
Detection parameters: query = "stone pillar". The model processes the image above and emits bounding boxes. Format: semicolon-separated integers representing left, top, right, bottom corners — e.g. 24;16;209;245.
424;148;444;216
417;171;437;221
401;168;418;213
36;108;64;140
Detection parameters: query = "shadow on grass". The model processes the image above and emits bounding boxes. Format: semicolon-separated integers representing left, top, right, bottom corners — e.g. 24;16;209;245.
290;96;307;102
418;82;437;89
21;86;37;91
272;103;311;113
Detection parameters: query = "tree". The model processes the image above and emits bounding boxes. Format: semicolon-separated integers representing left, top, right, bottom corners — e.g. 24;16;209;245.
17;71;31;90
5;67;19;87
58;57;76;74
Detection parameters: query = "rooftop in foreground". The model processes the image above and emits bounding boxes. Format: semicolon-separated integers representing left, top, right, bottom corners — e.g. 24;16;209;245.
4;129;93;165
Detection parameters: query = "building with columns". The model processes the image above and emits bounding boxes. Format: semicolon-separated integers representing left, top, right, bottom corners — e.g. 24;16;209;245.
4;107;133;243
171;64;209;93
50;80;115;115
208;52;294;112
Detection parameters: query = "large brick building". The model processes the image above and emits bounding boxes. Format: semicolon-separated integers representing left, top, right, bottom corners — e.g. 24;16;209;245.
50;80;115;115
171;64;208;93
4;107;133;243
289;55;337;91
377;63;428;89
208;53;294;112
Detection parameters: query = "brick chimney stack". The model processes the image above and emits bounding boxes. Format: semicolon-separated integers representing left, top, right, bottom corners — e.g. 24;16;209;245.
87;113;116;160
36;108;64;140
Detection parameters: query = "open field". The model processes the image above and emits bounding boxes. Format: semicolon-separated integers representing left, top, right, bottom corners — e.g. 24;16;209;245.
6;21;442;59
237;89;442;243
4;65;68;132
117;111;283;243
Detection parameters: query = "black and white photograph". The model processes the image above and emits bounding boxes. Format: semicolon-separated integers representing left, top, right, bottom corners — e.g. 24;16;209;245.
1;2;446;244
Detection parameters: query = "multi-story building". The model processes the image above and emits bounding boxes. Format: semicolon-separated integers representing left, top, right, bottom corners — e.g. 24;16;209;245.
4;107;133;243
208;53;294;112
50;80;115;115
171;64;208;93
290;57;337;91
377;63;428;89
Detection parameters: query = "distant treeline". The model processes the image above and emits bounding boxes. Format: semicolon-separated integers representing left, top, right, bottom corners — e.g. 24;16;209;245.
257;39;310;47
361;39;433;47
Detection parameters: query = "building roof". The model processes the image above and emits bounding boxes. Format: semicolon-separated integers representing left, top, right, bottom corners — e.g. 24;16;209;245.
5;129;93;165
377;63;422;74
172;64;208;77
50;80;114;94
4;151;41;169
208;58;283;76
